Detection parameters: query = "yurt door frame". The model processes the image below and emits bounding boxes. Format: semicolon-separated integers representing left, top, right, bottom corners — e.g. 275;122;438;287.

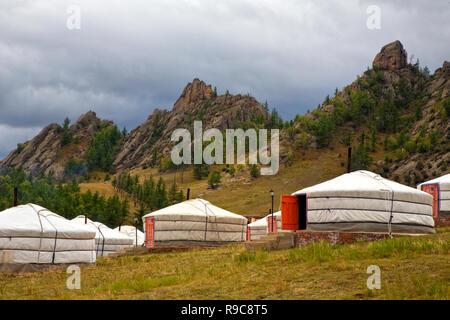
421;183;440;218
297;194;308;230
145;216;155;248
280;194;307;231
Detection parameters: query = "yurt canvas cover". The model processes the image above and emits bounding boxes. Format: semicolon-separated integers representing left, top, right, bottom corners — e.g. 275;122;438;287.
0;204;96;266
72;216;133;256
248;211;282;241
142;199;247;246
293;170;435;234
417;173;450;217
114;226;145;246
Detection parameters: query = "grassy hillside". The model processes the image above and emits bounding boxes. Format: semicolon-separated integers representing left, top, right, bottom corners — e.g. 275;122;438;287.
1;227;448;300
79;125;388;216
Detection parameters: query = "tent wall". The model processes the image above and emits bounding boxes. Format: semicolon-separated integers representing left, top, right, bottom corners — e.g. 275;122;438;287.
142;199;248;246
148;216;247;242
248;212;283;241
0;204;97;265
294;171;435;235
71;216;133;256
417;174;450;216
114;226;145;246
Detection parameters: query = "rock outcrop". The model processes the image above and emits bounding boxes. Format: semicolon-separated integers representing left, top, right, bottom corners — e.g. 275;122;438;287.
112;79;269;172
373;40;408;70
0;111;113;180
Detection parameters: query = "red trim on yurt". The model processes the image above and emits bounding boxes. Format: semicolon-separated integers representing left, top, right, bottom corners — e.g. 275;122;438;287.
421;183;440;218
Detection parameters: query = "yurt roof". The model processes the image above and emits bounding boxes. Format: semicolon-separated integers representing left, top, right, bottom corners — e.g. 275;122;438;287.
113;225;145;245
142;198;247;223
293;170;432;204
248;211;281;227
114;225;144;234
417;173;450;188
0;204;96;239
72;216;133;243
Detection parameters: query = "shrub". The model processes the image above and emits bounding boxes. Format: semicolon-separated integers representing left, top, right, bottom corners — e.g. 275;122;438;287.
17;143;25;154
416;161;424;171
249;164;260;178
193;164;210;180
207;170;221;189
64;158;86;177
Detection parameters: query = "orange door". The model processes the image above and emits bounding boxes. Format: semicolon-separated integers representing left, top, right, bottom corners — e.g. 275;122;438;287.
421;184;439;218
281;195;299;230
268;216;277;233
145;217;155;248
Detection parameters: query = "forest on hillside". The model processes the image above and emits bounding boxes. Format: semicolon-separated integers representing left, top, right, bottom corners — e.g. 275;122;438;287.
0;167;185;228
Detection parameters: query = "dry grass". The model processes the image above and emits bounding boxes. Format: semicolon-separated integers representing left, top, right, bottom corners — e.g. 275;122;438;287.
79;182;117;198
1;228;448;300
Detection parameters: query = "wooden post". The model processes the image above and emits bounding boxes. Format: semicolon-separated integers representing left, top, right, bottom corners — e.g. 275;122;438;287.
347;147;352;173
14;187;18;207
187;188;190;200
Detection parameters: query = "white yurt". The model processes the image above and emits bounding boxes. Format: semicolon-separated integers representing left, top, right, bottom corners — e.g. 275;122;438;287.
0;204;96;271
292;170;435;235
71;216;133;256
417;173;450;217
142;198;248;246
248;211;282;241
114;226;145;246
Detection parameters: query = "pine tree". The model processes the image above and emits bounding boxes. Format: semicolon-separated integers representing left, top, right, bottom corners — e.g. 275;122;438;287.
61;117;73;146
208;170;221;189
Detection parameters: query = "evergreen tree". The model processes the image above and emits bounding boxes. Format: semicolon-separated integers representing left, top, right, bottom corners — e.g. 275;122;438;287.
60;117;73;146
193;164;209;180
86;125;122;171
208;170;221;189
351;132;373;171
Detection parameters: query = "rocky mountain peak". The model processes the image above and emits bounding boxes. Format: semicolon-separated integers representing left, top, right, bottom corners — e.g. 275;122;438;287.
175;78;213;109
73;110;98;126
373;40;408;71
435;61;450;78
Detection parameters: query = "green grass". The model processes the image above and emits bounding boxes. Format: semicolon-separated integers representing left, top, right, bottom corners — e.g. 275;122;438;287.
1;228;448;300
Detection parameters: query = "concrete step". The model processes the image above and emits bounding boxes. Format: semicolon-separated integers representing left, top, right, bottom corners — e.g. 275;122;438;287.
245;232;295;252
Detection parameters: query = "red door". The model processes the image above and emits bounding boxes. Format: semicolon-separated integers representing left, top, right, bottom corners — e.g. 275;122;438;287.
145;217;155;248
268;216;277;233
246;226;251;241
421;184;439;218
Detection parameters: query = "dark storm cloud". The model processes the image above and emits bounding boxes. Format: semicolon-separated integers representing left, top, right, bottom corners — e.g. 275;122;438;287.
0;0;449;159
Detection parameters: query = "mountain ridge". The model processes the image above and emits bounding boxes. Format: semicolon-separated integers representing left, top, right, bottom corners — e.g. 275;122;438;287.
1;40;449;187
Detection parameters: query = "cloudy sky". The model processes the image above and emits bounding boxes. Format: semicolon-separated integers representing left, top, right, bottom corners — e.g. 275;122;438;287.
0;0;449;159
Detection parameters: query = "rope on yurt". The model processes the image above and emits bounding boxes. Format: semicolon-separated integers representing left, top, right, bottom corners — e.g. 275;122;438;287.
46;217;58;264
97;224;106;256
38;209;59;264
85;218;103;257
187;199;218;242
388;191;395;238
203;202;209;241
367;172;395;238
29;204;45;264
200;200;216;241
204;202;220;242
